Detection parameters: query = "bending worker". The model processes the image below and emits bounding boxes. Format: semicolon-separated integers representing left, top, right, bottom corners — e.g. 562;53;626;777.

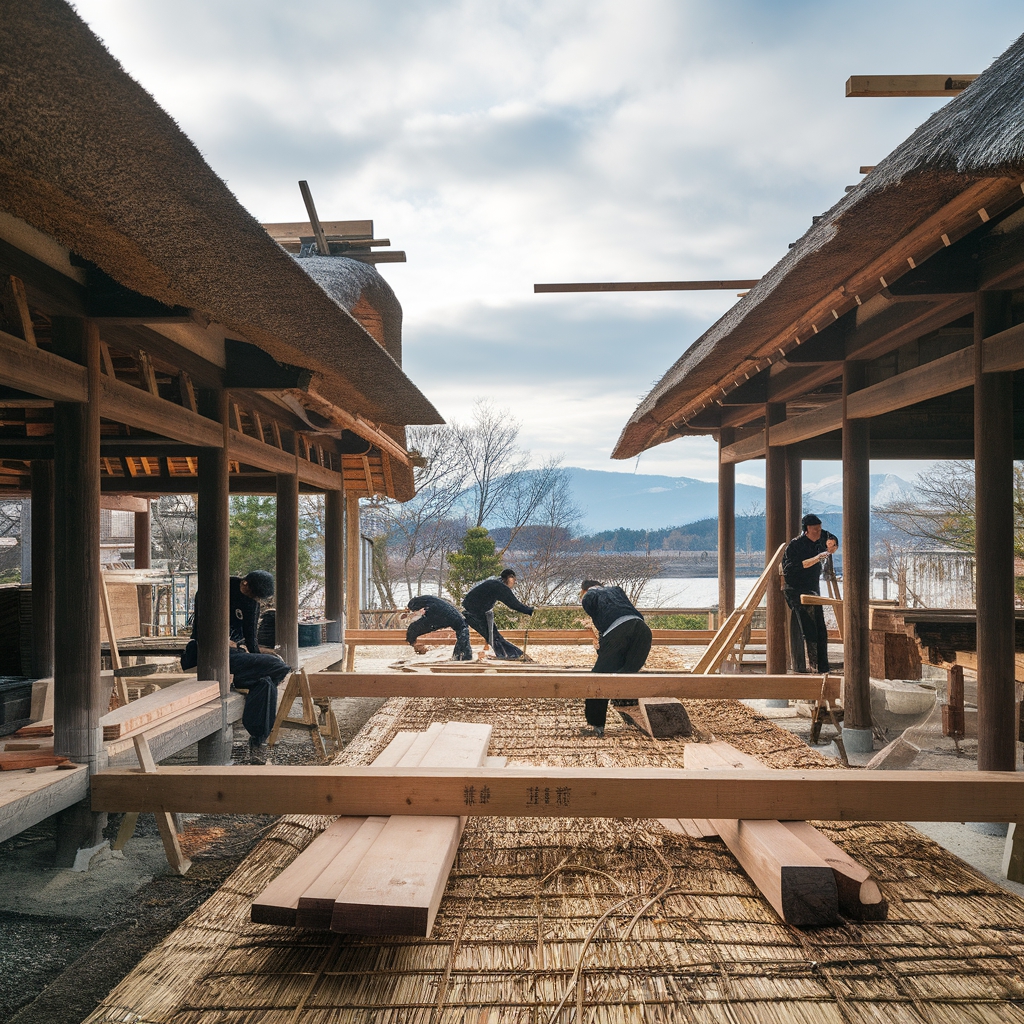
181;569;291;763
461;569;535;659
406;595;473;660
579;579;653;737
782;513;839;673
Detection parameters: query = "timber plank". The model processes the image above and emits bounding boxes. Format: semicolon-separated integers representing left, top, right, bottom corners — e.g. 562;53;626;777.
90;765;1024;823
99;679;220;740
0;763;89;844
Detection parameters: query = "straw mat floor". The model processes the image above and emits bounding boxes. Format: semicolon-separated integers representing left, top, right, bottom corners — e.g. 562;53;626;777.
86;664;1024;1022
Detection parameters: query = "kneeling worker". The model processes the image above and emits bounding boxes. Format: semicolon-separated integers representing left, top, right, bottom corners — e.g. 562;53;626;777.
181;569;291;763
580;579;652;737
406;595;473;660
782;513;839;673
461;569;535;659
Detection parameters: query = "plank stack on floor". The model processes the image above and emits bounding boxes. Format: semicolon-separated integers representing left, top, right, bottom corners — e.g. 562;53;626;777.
252;720;494;936
99;678;220;741
683;740;887;925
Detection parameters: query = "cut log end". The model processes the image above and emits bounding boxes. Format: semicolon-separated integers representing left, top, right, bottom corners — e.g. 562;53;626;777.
331;902;430;937
780;866;841;927
251;903;298;927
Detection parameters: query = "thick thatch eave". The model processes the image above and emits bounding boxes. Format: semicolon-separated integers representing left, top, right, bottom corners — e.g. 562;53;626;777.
614;30;1024;459
0;0;440;429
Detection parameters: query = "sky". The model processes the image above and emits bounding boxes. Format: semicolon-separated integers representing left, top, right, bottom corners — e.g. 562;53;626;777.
72;0;1022;489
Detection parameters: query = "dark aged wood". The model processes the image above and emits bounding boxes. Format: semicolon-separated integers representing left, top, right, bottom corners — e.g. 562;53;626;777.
224;338;313;390
30;460;54;679
0;236;87;316
765;404;787;675
718;427;735;618
842;360;872;733
51;317;102;767
786;449;801;542
975;291;1017;772
135;501;152;633
325;488;344;643
276;472;300;670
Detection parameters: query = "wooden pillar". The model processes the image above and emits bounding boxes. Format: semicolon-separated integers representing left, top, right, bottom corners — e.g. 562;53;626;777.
134;499;151;634
786;448;802;541
196;389;231;764
51;317;105;864
764;404;788;675
30;460;54;679
276;473;300;669
344;491;361;669
975;291;1016;772
325;488;344;643
718;428;736;620
842;360;873;751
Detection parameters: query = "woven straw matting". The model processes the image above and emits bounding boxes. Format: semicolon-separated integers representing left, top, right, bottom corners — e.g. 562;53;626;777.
87;658;1024;1022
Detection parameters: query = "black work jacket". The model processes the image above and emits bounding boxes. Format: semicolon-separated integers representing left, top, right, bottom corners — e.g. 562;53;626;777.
782;532;838;592
407;595;465;629
462;578;534;616
190;576;261;653
581;585;644;634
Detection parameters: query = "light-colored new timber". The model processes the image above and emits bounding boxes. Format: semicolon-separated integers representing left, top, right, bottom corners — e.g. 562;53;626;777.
90;765;1024;823
0;763;89;844
685;743;839;926
306;671;840;703
100;679;220;740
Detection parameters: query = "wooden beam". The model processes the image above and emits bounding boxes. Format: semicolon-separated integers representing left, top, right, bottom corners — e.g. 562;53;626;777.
847;345;973;419
718;427;735;618
306;672;841;702
89;765;1024;822
298;180;332;256
99;679;220;740
0;326;87;402
846;75;977;97
534;280;760;293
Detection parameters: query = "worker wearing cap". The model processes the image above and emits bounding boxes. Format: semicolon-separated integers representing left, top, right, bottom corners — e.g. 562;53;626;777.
579;579;652;737
782;514;838;673
461;569;535;659
181;569;291;763
406;595;473;660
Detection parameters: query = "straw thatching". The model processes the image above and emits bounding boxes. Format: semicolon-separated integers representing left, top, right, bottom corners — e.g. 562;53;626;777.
0;0;440;429
85;665;1024;1021
613;31;1024;459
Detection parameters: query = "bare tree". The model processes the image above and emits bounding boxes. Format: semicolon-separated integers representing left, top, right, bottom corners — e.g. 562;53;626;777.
874;461;976;551
152;495;197;570
0;500;21;581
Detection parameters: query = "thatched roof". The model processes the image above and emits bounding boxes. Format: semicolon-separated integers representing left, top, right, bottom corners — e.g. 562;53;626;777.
0;0;440;428
614;31;1024;459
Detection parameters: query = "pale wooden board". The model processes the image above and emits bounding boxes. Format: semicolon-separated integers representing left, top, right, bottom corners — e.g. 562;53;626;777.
100;679;220;740
0;763;89;844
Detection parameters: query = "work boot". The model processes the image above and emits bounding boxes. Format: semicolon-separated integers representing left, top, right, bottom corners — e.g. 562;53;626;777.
248;741;271;765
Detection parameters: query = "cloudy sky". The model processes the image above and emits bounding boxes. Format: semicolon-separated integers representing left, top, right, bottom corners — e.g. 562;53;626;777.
74;0;1021;488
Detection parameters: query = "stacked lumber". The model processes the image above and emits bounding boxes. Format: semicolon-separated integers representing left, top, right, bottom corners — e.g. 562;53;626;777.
252;721;492;936
683;741;886;925
99;678;220;741
14;723;53;737
0;752;70;770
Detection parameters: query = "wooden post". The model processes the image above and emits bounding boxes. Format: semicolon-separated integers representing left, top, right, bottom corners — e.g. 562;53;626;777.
765;404;787;676
718;427;736;619
51;317;105;865
134;499;152;635
345;491;361;670
325;488;344;643
786;448;802;541
29;460;54;679
842;360;873;752
975;291;1016;772
196;389;231;764
276;473;300;670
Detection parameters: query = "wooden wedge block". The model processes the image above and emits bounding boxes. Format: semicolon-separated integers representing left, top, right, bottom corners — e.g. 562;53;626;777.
0;753;70;771
330;721;492;937
99;678;220;740
251;729;427;926
685;743;839;927
13;724;53;738
617;698;693;738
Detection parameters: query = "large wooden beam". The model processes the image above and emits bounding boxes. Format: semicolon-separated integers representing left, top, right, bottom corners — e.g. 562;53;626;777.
30;460;54;678
534;280;759;293
345;490;361;667
276;472;300;669
91;765;1024;822
324;489;344;643
765;404;787;675
306;672;841;701
846;74;977;97
718;427;735;618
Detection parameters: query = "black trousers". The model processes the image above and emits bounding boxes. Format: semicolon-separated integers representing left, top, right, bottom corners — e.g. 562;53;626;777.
182;639;291;745
585;618;653;728
463;610;523;659
783;588;830;672
406;616;473;660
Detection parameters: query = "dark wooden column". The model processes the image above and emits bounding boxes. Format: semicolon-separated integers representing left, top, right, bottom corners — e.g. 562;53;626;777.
325;488;344;643
718;428;736;622
276;473;300;669
975;291;1016;771
196;389;231;764
134;499;152;634
344;491;361;670
30;461;54;679
51;318;104;865
786;448;802;540
765;404;788;675
842;360;873;751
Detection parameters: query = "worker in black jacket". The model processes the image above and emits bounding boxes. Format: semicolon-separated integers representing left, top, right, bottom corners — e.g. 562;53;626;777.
782;514;839;673
181;570;291;762
580;579;652;736
461;569;534;659
406;595;473;660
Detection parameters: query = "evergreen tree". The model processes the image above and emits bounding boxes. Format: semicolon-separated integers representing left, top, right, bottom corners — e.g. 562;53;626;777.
229;495;313;588
446;526;502;600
